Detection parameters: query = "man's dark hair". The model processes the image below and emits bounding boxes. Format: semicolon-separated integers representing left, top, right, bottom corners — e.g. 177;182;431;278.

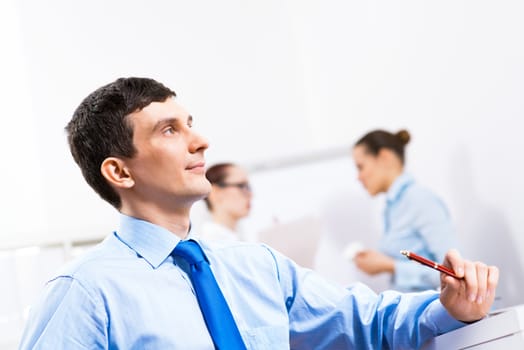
65;77;176;209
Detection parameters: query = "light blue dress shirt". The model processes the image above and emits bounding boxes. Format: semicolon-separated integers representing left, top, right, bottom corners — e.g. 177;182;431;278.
380;173;458;292
20;214;464;349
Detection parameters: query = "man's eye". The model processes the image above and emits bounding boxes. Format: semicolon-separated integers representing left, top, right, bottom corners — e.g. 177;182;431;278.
163;126;175;134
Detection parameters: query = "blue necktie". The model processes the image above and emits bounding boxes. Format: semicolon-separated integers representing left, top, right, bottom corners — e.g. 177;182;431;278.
173;240;247;350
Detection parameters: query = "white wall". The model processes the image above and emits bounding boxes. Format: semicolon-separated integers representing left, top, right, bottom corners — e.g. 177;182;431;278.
1;1;524;335
279;0;524;307
0;0;48;248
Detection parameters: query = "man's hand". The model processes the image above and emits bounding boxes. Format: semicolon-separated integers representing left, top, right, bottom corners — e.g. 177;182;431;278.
440;249;499;323
354;249;395;275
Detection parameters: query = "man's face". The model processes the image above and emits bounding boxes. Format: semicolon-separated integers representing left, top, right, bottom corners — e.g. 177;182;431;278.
124;97;211;208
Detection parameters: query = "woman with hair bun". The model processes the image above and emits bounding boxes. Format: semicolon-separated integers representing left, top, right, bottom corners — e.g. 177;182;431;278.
352;129;457;292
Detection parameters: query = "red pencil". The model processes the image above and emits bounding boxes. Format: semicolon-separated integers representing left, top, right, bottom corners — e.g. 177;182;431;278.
400;250;462;279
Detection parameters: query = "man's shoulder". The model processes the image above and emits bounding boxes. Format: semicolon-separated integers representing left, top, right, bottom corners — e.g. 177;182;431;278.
53;234;135;282
200;239;286;268
200;239;276;257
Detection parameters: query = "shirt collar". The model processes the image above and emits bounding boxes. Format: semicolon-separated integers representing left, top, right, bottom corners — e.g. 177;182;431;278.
386;172;415;204
115;213;191;269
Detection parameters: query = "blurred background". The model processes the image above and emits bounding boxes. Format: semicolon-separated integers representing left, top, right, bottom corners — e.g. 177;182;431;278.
2;0;524;347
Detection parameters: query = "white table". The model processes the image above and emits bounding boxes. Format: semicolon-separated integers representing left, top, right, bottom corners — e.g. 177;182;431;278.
422;304;524;349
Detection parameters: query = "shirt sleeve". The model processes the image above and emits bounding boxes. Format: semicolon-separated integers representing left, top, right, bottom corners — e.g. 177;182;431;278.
395;193;459;290
18;276;108;350
267;248;465;350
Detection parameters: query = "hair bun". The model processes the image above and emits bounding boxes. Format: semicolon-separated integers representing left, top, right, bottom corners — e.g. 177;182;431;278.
396;129;410;145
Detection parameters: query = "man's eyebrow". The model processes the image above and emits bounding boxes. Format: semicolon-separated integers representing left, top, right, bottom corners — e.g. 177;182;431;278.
152;118;178;132
151;115;193;132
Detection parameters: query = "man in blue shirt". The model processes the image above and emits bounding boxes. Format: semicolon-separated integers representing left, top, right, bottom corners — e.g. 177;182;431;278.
19;77;499;349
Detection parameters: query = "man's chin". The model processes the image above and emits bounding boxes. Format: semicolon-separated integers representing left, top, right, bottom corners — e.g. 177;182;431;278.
195;191;210;202
193;183;212;200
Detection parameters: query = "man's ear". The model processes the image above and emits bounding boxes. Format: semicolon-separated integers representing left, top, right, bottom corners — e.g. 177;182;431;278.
100;157;135;189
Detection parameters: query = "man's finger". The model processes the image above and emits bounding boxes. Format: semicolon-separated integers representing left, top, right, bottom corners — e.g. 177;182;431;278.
486;266;499;300
463;260;478;303
443;249;465;278
474;262;488;304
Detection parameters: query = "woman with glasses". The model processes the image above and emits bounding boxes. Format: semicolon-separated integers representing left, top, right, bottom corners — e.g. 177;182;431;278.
200;162;253;241
351;129;458;292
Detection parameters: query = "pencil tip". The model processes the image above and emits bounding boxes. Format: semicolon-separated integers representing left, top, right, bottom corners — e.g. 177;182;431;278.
400;250;408;256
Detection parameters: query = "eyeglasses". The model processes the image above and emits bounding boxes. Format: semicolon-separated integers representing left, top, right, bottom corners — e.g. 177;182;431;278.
216;182;252;193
